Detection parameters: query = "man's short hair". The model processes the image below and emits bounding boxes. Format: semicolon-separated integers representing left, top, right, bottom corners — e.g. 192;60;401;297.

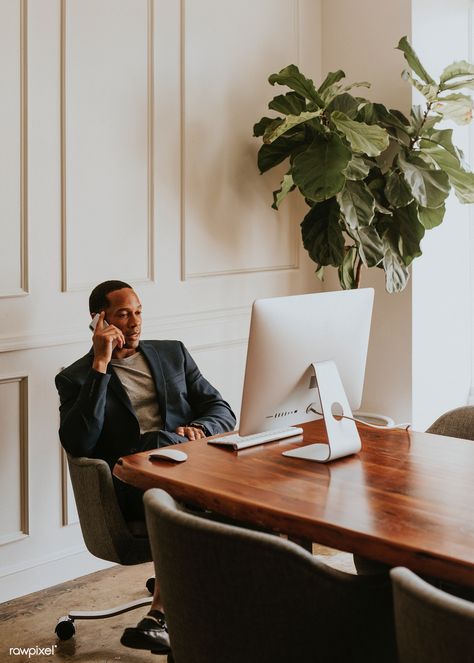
89;280;132;315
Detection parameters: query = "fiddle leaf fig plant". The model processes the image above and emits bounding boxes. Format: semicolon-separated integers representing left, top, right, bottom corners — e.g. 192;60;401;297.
254;37;474;293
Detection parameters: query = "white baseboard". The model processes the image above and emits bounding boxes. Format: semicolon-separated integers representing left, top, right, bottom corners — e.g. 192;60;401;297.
0;547;114;603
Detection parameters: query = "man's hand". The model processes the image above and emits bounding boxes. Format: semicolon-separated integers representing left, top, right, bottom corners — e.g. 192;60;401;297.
92;311;125;373
175;425;206;441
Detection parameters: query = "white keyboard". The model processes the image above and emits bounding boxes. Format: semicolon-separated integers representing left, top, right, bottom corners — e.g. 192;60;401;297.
208;427;303;451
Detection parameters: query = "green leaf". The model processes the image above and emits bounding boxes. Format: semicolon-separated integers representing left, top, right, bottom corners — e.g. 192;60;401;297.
323;81;371;104
376;139;402;173
422;128;463;159
272;173;295;210
397;153;450;208
384;170;414;208
337;180;375;229
263;110;323;143
418;203;445;229
331;111;390;156
268;92;306;115
367;175;394;215
396;36;435;85
420;140;474;203
258;144;287;173
292;134;351;202
338;246;358;289
300;199;345;267
390;109;412;127
358;102;411;135
326;93;360;119
343;155;371;180
351;225;384;267
441;78;474;92
401;70;439;102
391;203;425;266
257;129;306;173
253;117;280;137
268;64;324;106
318;70;346;94
373;199;393;216
315;265;325;281
433;93;474;125
440;60;474;84
341;81;371;93
382;237;410;293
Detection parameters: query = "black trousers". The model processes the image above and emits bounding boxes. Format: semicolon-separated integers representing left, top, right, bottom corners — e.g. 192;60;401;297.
112;431;168;521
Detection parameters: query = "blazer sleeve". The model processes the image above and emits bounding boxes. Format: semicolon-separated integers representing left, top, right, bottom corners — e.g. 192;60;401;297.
180;343;236;435
55;368;112;457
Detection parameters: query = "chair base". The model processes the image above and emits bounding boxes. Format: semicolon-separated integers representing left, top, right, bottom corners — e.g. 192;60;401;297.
55;596;153;640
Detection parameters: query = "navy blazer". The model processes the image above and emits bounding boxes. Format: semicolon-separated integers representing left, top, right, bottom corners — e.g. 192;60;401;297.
55;340;236;467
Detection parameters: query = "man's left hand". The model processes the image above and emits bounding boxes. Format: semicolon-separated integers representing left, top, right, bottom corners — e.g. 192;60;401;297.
175;426;206;441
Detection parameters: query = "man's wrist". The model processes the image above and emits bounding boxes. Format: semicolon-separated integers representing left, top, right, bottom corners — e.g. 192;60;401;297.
92;359;109;374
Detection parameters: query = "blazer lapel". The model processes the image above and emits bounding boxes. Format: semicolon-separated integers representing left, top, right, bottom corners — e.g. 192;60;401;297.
139;342;168;428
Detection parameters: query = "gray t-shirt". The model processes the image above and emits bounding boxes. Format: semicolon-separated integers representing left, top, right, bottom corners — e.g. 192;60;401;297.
111;351;163;434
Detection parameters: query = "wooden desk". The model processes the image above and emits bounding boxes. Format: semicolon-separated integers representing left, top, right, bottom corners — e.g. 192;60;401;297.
114;420;474;588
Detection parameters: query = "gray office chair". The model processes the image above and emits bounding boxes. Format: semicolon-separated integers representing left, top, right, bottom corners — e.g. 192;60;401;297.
143;488;397;663
55;455;154;641
391;567;474;663
354;405;474;577
426;405;474;439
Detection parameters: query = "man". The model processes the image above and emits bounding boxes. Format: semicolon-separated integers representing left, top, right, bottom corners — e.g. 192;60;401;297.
56;280;236;654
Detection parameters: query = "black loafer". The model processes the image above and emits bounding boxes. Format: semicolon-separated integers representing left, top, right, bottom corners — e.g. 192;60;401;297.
120;612;171;654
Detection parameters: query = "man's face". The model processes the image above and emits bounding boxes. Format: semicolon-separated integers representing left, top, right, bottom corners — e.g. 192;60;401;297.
104;288;142;350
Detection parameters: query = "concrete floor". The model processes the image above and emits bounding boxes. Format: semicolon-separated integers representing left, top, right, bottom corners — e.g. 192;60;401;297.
0;546;354;663
0;561;163;663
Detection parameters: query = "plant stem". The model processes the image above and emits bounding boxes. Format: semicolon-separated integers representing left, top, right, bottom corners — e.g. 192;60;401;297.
355;258;363;289
409;101;433;150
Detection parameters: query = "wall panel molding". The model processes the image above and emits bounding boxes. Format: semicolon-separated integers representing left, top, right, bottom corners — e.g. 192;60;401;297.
0;305;251;353
0;375;29;546
188;338;247;354
61;449;78;527
60;0;155;292
0;0;29;298
180;0;301;280
0;543;85;580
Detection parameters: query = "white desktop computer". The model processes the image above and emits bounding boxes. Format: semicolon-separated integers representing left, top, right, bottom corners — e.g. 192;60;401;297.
211;288;374;462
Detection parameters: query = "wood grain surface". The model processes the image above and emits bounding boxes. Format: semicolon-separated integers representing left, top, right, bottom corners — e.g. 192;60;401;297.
114;420;474;587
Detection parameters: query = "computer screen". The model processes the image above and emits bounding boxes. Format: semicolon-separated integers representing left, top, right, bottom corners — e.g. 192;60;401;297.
238;288;374;437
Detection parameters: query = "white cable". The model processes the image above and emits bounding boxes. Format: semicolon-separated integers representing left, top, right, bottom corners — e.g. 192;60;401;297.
307;407;411;431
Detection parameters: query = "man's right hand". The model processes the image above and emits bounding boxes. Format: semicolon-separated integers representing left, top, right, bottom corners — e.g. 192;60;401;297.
92;312;125;373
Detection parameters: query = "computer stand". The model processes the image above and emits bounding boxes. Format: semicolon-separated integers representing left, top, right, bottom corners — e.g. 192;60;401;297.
282;360;361;463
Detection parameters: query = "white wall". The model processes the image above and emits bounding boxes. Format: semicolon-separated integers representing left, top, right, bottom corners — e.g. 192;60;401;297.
0;0;321;601
411;0;473;429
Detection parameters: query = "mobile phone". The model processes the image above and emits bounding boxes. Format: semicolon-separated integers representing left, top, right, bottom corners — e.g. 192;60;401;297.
89;313;109;332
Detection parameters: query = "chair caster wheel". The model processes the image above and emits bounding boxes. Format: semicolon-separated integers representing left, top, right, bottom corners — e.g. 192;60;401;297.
55;616;75;640
146;577;155;594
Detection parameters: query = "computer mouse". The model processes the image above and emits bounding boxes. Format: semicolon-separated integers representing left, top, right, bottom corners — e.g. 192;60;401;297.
149;448;188;463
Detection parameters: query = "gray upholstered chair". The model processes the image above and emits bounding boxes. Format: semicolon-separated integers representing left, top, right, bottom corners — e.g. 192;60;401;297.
426;405;474;439
391;567;474;663
143;488;397;663
355;405;474;578
54;455;153;641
